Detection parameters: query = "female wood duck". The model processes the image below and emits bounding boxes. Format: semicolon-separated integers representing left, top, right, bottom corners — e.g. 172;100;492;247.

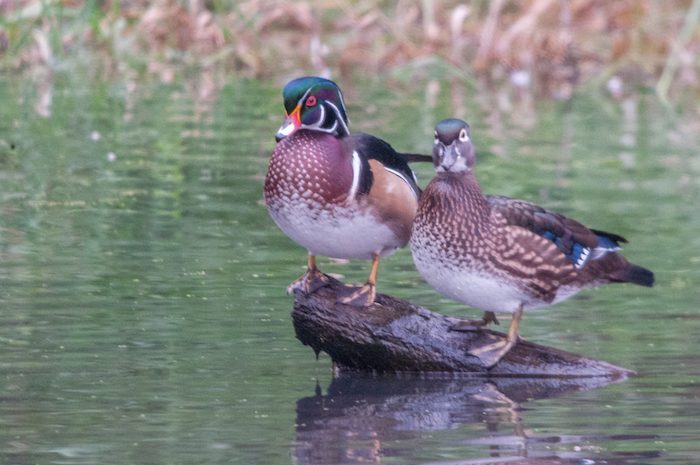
264;76;428;306
411;118;654;367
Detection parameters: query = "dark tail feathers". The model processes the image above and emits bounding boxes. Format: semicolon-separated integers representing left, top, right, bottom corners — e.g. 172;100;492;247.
617;263;655;287
399;152;433;163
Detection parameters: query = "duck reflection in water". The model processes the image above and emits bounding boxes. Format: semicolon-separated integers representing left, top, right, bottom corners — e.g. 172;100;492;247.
293;375;660;465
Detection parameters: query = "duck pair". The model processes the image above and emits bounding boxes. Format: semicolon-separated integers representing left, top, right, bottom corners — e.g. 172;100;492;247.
264;76;654;367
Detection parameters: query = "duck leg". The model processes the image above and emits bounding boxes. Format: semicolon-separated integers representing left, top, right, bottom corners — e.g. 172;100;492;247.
450;311;500;330
337;254;379;307
468;305;523;368
287;253;330;295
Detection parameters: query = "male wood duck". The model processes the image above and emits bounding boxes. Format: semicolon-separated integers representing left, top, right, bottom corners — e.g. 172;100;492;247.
264;76;429;306
410;118;654;367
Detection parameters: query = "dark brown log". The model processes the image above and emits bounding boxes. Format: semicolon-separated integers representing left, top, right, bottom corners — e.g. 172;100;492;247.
292;275;634;378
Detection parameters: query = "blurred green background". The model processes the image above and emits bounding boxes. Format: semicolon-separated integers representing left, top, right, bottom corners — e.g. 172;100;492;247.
1;2;699;464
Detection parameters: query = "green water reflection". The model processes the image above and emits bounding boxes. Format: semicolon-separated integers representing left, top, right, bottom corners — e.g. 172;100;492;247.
0;73;698;465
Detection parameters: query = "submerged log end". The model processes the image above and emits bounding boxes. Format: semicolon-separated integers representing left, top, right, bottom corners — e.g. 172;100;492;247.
291;276;635;378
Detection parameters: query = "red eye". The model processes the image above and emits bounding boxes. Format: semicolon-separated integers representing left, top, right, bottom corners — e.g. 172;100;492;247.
306;95;317;107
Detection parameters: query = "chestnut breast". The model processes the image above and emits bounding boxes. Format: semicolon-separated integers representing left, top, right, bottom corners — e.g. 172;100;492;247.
264;131;353;208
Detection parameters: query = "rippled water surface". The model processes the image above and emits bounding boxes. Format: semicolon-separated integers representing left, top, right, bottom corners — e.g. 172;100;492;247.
0;74;698;465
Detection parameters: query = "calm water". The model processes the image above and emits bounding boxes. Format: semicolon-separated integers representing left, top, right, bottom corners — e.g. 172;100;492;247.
0;72;698;465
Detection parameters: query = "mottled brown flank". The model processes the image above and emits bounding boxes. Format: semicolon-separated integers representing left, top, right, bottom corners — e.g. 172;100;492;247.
485;194;646;288
365;159;418;246
416;172;578;302
264;131;353;208
487;196;601;248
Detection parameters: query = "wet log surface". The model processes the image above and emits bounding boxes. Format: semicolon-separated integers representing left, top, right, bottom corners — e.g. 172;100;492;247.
292;275;634;378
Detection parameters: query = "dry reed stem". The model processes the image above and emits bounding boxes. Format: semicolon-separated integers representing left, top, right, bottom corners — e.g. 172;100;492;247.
0;0;698;100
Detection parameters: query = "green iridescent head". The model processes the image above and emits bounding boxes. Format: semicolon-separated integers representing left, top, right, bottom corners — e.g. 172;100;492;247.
275;76;350;141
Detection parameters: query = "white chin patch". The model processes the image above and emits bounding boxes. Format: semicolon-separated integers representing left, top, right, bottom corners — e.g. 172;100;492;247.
277;121;297;138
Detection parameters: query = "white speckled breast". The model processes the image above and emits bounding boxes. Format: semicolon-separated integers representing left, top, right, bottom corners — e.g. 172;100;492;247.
410;234;533;313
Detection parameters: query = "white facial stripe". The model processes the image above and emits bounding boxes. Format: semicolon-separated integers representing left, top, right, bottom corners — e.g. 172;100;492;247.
295;86;350;136
325;100;349;135
301;100;349;136
298;88;312;105
336;88;348;119
328;120;338;134
278;121;297;137
304;103;325;129
348;151;362;199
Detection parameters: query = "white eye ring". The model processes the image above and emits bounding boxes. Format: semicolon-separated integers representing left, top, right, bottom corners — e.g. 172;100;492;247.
459;128;470;142
433;131;439;144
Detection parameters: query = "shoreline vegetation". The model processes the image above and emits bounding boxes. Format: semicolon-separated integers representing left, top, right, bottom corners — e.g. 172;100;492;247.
1;0;699;104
